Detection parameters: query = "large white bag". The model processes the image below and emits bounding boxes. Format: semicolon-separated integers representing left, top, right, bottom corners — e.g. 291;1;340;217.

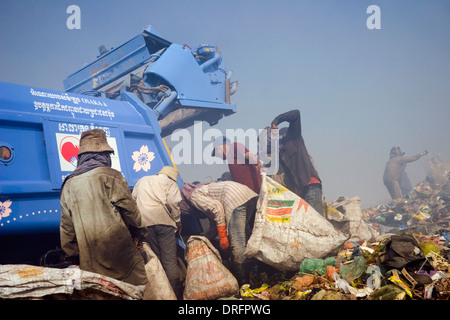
142;242;177;300
326;196;379;242
245;174;348;271
0;264;143;300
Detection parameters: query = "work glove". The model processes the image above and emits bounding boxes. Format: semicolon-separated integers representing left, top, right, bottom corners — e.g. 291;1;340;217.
217;225;230;250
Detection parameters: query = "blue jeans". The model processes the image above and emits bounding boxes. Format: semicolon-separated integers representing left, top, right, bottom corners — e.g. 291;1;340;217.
228;204;248;264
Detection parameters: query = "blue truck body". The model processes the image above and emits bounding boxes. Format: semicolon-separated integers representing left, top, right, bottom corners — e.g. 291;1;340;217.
0;82;174;236
0;25;237;264
63;25;237;137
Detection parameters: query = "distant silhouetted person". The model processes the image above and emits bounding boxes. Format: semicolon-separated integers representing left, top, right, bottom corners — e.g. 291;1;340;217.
383;147;428;200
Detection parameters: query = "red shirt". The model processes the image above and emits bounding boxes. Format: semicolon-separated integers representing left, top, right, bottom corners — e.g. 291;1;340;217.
226;142;262;194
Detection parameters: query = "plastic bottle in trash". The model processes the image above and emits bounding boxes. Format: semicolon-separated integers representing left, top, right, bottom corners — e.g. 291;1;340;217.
299;257;336;275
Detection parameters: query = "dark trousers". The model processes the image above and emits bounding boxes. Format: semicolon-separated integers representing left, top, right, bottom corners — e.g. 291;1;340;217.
145;225;182;298
302;183;324;216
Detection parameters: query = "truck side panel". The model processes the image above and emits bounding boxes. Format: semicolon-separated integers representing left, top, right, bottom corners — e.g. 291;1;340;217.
0;81;176;238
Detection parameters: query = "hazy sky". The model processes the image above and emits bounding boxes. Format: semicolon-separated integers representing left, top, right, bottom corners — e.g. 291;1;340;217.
1;0;449;207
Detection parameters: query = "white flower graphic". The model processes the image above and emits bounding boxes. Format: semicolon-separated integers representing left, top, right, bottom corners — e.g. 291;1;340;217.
132;145;155;172
0;200;12;221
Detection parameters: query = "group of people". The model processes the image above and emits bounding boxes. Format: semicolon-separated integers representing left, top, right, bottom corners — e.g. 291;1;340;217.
58;108;428;300
58;109;324;299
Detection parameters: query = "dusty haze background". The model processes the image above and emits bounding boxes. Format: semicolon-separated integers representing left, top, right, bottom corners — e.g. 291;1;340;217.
1;0;449;208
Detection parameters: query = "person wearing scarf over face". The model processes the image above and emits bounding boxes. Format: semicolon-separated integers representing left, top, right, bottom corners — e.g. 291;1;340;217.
59;129;148;288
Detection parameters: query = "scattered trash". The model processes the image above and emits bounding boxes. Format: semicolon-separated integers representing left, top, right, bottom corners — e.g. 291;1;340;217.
299;257;336;275
339;256;367;283
234;175;450;301
1;174;448;300
240;283;270;300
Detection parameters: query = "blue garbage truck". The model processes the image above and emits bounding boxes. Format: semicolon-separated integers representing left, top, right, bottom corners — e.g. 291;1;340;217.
0;25;237;265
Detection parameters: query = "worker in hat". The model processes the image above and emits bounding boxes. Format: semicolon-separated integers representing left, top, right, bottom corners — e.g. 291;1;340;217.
383;147;428;200
132;166;183;298
60;129;148;287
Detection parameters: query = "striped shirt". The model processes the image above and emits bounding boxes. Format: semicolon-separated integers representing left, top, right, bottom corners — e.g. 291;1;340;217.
189;181;258;228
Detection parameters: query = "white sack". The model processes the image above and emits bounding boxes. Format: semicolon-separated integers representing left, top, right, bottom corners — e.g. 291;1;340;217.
245;174;348;271
141;242;177;300
0;264;143;300
327;196;379;242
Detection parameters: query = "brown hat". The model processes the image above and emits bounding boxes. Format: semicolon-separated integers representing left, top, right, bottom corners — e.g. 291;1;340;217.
78;129;114;155
158;166;178;182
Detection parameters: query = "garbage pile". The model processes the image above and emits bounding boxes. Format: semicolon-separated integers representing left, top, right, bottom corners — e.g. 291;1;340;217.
364;156;449;235
226;175;450;301
1;161;448;301
364;179;450;236
234;233;450;300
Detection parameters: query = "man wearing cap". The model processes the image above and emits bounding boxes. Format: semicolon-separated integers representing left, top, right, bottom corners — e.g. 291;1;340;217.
60;129;148;288
132;166;183;298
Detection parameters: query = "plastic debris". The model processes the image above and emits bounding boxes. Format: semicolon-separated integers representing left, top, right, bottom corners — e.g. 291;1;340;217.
240;283;270;299
339;256;367;283
389;270;413;298
299;257;336;275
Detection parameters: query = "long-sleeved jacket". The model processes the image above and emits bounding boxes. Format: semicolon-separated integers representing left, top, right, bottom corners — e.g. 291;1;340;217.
60;167;148;286
271;110;321;195
132;173;182;229
383;154;422;183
